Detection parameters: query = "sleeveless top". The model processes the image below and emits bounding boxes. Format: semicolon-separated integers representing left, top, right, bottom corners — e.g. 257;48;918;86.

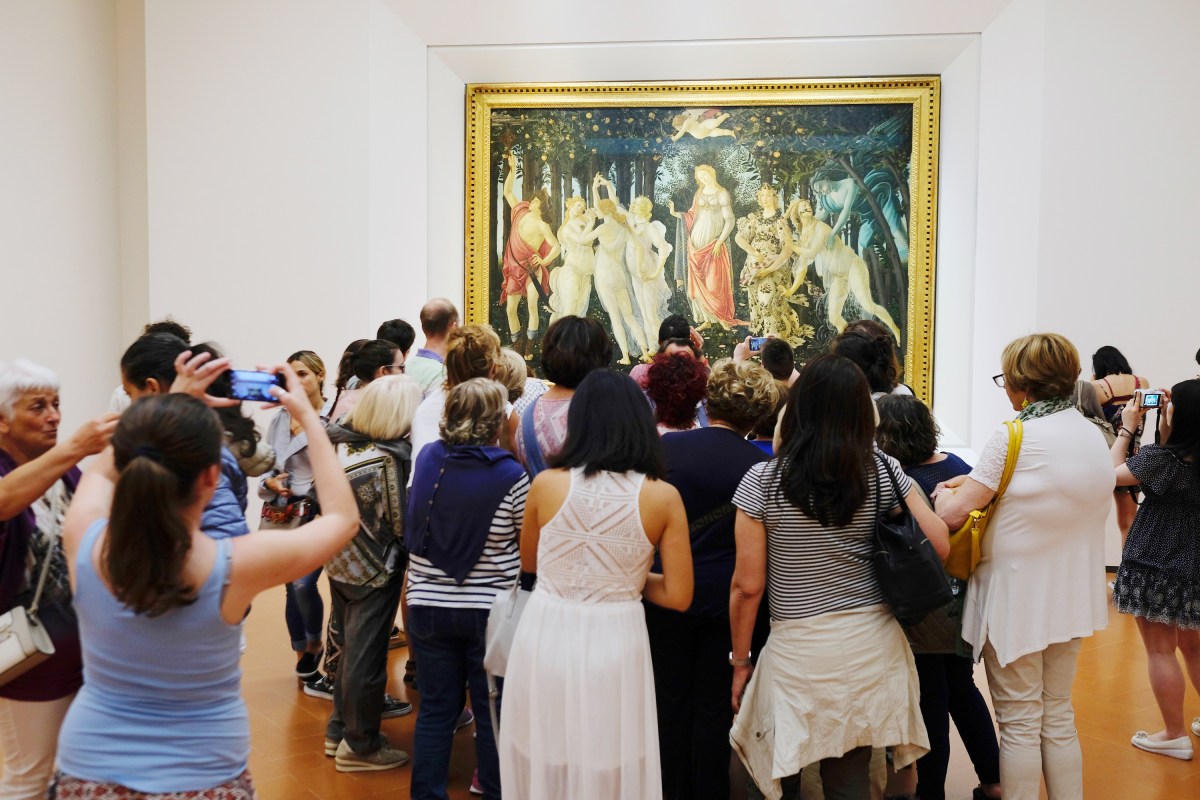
57;520;248;792
535;468;655;604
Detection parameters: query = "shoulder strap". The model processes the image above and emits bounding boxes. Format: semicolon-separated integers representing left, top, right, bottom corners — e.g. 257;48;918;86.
26;529;58;617
1099;377;1114;398
994;420;1023;501
520;398;549;477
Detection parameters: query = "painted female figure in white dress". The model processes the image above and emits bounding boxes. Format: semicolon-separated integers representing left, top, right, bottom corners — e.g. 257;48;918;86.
583;175;651;365
549;196;597;323
626;196;673;349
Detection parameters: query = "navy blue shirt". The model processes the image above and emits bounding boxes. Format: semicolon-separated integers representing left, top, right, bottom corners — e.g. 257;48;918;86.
657;427;770;617
903;452;973;498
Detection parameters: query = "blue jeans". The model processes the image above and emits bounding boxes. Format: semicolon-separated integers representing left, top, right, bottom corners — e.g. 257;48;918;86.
284;566;324;652
407;605;498;800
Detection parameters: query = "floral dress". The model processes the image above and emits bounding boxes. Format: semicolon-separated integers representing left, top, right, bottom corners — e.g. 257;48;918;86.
737;211;809;346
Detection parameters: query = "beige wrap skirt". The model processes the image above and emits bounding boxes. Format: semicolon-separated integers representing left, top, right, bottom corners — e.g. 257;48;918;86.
730;604;929;800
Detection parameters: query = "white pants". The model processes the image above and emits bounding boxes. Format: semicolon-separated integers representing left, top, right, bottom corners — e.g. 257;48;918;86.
982;639;1082;800
0;693;75;800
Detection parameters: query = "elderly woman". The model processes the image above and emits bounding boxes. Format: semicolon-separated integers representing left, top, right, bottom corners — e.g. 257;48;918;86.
934;333;1113;800
405;378;529;798
0;360;117;798
647;359;780;800
323;375;423;772
730;355;947;800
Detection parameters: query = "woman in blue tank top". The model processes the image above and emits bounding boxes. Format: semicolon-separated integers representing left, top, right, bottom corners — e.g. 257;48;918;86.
53;356;361;798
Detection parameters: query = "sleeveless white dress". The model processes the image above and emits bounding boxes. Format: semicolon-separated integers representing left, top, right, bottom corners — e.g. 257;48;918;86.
499;468;662;799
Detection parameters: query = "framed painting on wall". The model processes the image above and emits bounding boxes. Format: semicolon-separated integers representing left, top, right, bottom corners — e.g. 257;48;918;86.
464;78;940;400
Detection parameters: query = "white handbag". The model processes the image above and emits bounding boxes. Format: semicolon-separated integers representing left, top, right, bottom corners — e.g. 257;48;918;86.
0;540;57;687
483;577;531;736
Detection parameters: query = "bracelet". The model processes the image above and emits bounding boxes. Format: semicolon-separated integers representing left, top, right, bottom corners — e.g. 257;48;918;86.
728;652;753;667
1118;426;1136;438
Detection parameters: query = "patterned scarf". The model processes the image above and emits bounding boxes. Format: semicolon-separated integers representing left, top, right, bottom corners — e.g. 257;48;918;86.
1017;396;1074;422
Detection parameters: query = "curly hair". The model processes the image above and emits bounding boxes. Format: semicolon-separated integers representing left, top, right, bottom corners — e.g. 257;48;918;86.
831;329;899;394
875;394;940;467
705;358;781;433
440;378;508;446
445;324;502;388
646;353;709;430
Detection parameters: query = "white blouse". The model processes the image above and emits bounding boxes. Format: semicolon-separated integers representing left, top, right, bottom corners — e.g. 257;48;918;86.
962;409;1114;666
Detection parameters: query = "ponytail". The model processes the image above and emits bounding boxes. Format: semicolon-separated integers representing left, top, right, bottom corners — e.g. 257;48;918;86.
108;394;222;616
107;455;198;616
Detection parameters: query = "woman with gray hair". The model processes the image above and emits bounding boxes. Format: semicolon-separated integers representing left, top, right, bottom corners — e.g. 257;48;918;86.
405;378;529;798
0;359;117;798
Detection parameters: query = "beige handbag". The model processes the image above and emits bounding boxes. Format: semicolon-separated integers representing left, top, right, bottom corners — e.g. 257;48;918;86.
0;541;57;687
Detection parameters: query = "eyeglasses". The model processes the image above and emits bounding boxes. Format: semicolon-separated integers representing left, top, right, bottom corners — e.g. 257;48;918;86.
992;374;1005;388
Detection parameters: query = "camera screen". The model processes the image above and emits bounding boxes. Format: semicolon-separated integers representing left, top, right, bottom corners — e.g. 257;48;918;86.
1142;393;1162;408
229;370;283;402
749;337;768;351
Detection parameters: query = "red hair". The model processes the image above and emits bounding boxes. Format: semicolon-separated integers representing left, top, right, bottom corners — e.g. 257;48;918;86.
646;353;709;430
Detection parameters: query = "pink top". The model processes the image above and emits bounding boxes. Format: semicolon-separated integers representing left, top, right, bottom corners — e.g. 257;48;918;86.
514;396;572;468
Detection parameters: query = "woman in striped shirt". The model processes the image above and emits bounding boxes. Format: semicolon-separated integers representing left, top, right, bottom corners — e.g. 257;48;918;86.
728;354;948;800
405;378;530;798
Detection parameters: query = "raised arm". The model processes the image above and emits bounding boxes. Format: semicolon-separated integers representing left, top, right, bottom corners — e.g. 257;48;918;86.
221;363;359;621
1;413;117;521
503;151;519;210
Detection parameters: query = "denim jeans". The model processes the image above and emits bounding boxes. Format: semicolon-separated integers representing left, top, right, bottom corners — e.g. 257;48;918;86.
284;566;324;652
407;605;498;800
325;571;403;754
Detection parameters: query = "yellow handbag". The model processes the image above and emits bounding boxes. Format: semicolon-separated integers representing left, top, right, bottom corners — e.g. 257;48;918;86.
944;419;1023;580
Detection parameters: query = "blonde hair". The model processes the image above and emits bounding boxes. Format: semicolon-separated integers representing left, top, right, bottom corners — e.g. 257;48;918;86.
629;196;653;219
287;350;326;390
1001;333;1081;401
565;196;586;216
597;198;627;225
343;375;422;441
445;324;502;388
440;378;508;446
493;349;528;402
694;164;717;184
705;358;782;432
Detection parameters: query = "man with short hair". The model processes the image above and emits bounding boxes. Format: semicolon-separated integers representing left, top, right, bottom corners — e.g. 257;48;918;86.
759;338;800;386
406;299;459;396
376;319;416;359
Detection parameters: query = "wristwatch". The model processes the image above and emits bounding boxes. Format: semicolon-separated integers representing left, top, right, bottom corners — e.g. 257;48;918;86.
728;652;752;667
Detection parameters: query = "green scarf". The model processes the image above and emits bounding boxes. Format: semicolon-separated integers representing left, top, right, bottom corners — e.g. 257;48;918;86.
1017;396;1074;422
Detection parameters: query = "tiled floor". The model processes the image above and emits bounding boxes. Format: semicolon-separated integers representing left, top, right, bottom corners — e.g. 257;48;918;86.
5;581;1200;798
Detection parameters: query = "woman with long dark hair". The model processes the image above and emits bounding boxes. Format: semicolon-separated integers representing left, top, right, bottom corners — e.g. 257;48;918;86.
54;363;359;797
1112;379;1200;759
1091;345;1150;542
326;339;404;423
500;370;693;799
729;355;947;799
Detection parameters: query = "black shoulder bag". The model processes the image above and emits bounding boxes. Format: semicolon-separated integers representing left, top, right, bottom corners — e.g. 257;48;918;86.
871;454;953;626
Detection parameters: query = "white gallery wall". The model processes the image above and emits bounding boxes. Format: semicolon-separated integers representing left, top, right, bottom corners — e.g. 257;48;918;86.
3;0;1199;563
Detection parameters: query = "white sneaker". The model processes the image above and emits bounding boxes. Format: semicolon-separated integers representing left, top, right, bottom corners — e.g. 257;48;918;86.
1131;730;1194;760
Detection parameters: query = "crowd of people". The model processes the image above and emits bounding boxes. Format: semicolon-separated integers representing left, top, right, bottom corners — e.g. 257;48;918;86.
1;300;1199;800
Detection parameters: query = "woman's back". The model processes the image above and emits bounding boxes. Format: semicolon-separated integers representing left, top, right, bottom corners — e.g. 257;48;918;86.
535;468;655;604
58;520;246;792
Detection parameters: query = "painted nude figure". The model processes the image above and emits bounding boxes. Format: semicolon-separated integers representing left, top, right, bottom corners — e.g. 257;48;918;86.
670;108;737;142
548;196;597;323
786;199;901;340
625;196;673;349
583;175;651;365
501;151;560;348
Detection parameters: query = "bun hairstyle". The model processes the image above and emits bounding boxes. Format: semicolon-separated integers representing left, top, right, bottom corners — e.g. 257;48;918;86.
108;394;222;616
831;329;900;395
120;332;190;393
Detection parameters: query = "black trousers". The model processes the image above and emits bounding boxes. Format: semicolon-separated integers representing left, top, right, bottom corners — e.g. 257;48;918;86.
645;603;733;800
913;652;1001;800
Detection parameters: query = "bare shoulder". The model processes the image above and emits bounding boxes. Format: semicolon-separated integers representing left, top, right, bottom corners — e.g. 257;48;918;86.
640;476;683;511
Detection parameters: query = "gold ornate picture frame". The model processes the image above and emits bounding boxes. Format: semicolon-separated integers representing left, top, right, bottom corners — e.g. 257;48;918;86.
465;78;939;400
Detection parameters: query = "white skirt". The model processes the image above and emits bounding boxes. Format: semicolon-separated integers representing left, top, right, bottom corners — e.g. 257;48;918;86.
498;590;662;800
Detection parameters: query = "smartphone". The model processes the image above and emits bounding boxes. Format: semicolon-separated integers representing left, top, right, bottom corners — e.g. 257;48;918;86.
1138;390;1163;409
228;370;285;402
749;336;769;352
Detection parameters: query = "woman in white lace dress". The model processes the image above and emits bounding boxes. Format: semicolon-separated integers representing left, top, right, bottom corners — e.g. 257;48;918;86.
499;370;694;799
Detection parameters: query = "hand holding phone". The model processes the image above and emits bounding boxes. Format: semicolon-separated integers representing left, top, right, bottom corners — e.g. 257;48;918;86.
1135;388;1164;409
748;336;769;353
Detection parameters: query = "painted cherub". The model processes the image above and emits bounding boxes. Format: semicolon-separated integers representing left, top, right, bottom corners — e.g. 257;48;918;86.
670;108;737;142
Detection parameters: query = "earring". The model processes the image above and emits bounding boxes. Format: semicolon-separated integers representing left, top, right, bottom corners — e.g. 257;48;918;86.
1021;397;1030;409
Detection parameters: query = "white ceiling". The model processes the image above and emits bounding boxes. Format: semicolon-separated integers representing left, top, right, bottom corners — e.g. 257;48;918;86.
383;0;1013;48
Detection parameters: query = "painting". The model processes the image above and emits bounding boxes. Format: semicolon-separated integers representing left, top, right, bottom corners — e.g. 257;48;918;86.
464;78;940;399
